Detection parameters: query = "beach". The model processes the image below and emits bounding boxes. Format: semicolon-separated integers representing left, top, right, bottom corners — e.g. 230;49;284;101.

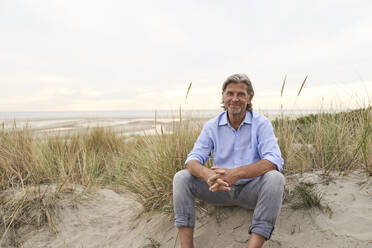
2;0;372;246
14;170;372;248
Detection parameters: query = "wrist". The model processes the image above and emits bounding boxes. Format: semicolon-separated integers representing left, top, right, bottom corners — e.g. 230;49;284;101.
232;167;243;180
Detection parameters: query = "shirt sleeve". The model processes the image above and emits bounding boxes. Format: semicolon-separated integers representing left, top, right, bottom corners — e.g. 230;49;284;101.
185;123;214;166
256;119;284;171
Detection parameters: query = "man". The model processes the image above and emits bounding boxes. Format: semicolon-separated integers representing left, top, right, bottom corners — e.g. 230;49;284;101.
173;73;285;248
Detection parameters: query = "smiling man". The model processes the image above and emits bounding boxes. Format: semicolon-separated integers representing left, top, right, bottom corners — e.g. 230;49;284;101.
173;73;285;248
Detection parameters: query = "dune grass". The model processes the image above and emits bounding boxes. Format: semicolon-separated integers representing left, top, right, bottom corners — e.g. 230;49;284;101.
290;182;323;210
114;120;200;211
0;127;127;246
0;105;371;245
273;107;372;175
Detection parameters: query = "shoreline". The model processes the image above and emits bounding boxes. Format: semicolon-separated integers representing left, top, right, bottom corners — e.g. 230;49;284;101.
0;108;330;136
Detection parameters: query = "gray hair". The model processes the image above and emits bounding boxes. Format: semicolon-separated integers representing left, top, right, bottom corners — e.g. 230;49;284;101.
222;73;254;111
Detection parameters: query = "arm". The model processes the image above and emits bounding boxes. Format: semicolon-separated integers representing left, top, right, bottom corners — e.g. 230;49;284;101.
232;159;276;180
186;160;213;182
184;122;230;191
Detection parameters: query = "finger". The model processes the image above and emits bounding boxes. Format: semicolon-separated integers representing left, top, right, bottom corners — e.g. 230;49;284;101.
209;184;231;192
215;169;226;175
211;167;226;175
207;174;219;183
209;183;219;191
210;185;220;192
216;178;229;187
209;181;230;190
218;186;231;191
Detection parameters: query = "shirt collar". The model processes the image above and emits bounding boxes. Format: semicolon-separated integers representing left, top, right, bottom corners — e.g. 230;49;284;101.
218;111;253;126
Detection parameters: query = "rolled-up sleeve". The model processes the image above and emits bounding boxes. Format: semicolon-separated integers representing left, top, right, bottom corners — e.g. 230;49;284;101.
257;119;284;171
185;124;213;166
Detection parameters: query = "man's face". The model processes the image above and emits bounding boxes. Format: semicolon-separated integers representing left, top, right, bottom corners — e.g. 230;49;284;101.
222;82;252;115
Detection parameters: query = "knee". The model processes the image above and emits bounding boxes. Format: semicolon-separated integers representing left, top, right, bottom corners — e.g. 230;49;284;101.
262;170;285;191
173;169;193;188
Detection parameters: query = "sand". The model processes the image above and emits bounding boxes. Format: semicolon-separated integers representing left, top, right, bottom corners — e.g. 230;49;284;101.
3;117;178;137
0;111;286;139
12;170;371;248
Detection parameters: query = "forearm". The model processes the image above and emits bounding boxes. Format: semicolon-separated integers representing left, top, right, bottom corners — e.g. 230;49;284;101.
185;160;213;182
233;159;277;180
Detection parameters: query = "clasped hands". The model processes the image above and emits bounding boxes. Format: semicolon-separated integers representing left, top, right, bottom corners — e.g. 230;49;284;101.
206;166;239;192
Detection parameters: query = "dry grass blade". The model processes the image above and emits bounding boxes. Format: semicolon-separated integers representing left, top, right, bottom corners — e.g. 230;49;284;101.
183;82;193;108
185;82;192;101
179;106;182;123
281;75;287;97
154;110;158;135
297;76;308;96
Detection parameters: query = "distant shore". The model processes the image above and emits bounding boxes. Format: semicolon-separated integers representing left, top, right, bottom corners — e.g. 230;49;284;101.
0;109;329;136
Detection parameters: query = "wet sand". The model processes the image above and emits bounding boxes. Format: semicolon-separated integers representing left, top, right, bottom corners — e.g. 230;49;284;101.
2;116;211;137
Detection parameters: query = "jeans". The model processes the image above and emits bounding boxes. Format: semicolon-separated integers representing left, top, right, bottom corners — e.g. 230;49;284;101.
173;169;285;240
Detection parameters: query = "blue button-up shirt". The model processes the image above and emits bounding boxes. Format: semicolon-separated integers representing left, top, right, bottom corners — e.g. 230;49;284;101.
185;111;284;184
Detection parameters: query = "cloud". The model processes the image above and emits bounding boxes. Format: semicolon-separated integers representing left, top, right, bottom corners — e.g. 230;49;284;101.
1;1;371;111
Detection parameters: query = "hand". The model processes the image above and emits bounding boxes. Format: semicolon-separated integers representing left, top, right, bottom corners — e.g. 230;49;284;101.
209;166;240;189
204;169;230;192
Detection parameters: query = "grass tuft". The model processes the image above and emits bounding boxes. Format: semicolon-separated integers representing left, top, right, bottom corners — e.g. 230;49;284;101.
141;237;161;248
290;182;322;210
0;184;80;247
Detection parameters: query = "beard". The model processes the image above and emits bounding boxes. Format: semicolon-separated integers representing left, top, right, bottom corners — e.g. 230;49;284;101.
226;104;246;115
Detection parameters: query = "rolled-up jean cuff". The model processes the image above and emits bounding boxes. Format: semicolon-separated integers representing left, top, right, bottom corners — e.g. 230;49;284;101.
248;220;274;240
174;214;194;228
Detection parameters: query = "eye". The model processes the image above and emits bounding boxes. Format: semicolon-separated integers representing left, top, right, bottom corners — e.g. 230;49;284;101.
238;92;246;97
226;92;233;96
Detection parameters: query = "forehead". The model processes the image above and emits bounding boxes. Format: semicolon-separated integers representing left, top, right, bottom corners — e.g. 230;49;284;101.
224;82;248;92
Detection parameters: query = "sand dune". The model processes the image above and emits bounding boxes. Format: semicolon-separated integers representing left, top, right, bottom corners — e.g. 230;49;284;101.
20;171;372;248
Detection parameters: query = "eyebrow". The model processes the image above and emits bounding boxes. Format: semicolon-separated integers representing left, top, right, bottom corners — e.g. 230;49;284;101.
225;90;247;94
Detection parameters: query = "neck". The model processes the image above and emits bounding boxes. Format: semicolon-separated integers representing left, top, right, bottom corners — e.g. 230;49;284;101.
227;111;246;130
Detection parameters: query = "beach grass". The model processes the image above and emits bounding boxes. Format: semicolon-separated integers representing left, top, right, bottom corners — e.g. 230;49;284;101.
0;106;371;245
116;120;200;211
272;107;372;175
290;182;323;210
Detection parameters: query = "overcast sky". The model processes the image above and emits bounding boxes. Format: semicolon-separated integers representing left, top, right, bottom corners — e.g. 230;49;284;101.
1;0;371;111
